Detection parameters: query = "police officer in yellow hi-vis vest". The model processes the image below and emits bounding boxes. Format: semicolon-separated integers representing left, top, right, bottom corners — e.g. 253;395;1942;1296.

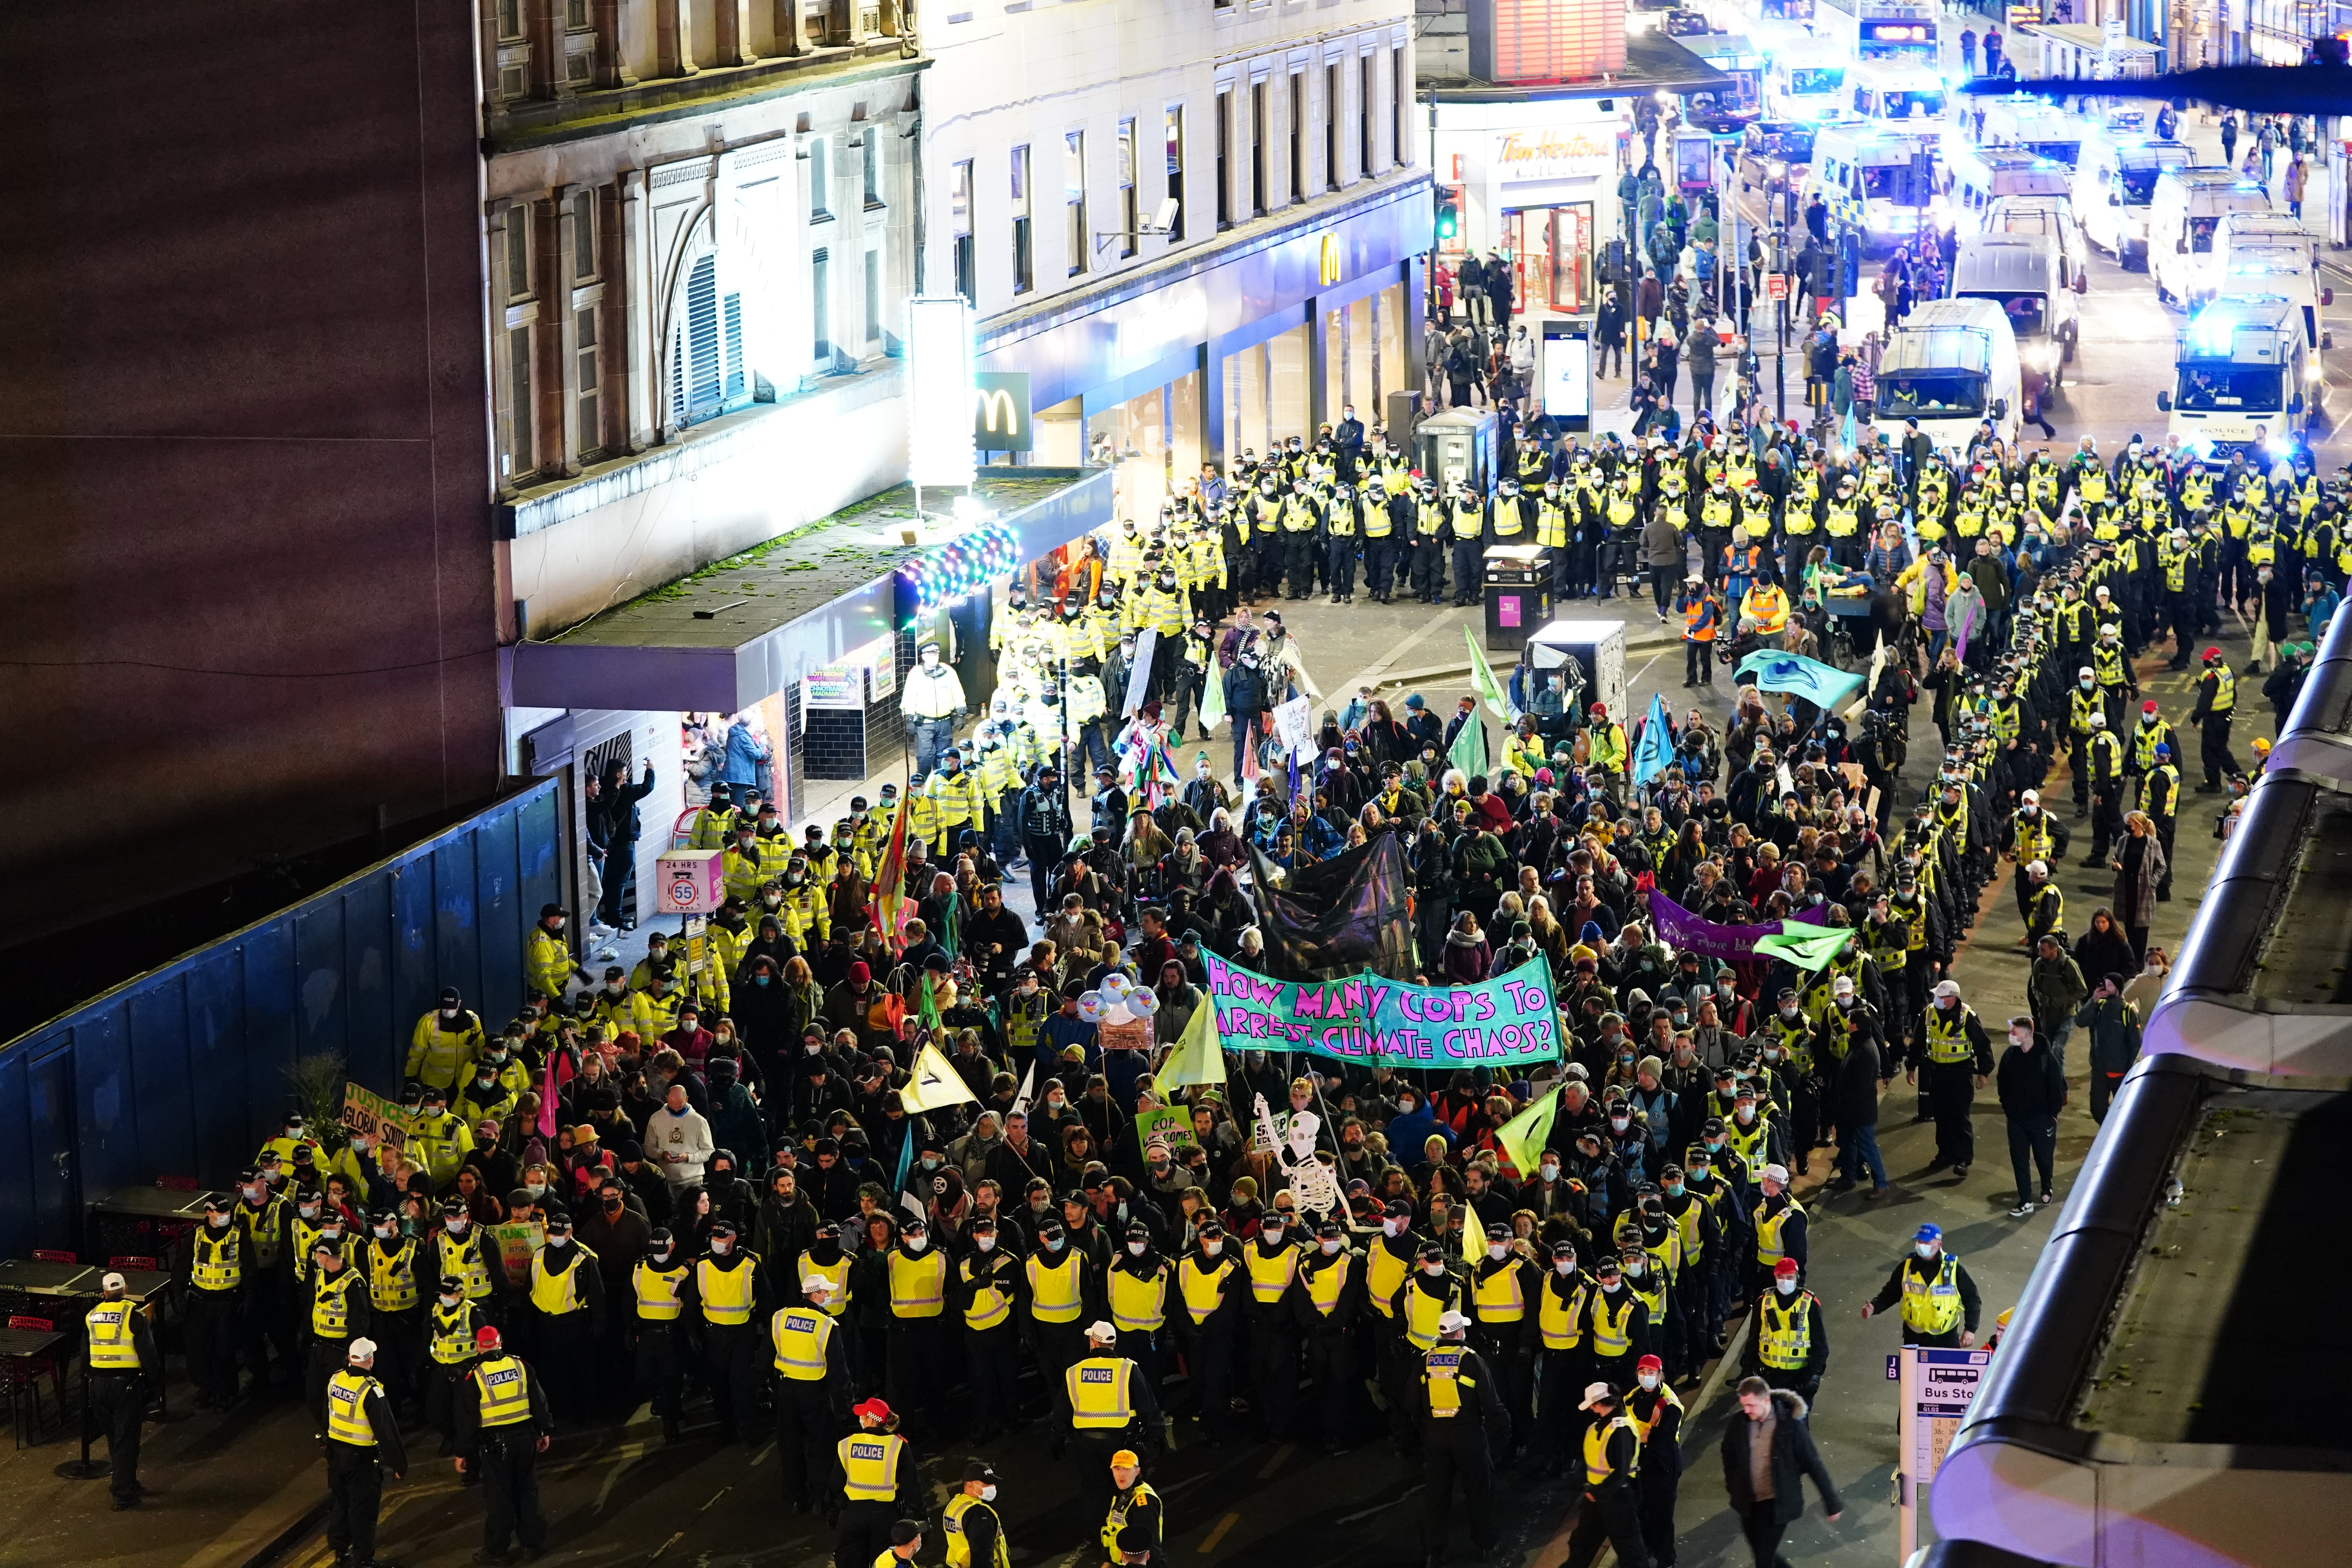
1862;1223;1983;1348
1561;1381;1651;1568
882;1214;953;1439
528;1208;605;1425
629;1227;694;1445
955;1215;1025;1443
1417;1308;1506;1564
308;1241;373;1425
942;1461;1009;1568
323;1338;407;1568
1102;1449;1164;1566
85;1271;160;1510
771;1274;851;1512
834;1397;919;1568
1057;1320;1165;1515
1172;1219;1242;1444
695;1217;766;1443
1624;1355;1684;1568
455;1324;552;1560
423;1276;485;1456
180;1192;247;1411
1746;1256;1830;1412
1296;1217;1365;1452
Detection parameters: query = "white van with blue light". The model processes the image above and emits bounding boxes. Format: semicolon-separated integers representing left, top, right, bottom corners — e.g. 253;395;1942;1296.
1941;145;2071;236
1800;122;1939;251
2156;294;2319;465
2069;133;2192;267
1875;296;2023;453
2149;167;2272;308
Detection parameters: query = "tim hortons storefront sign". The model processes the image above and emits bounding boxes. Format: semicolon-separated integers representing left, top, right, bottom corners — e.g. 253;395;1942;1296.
1492;128;1619;183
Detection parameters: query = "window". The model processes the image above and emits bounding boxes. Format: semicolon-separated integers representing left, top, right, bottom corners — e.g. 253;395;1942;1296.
865;248;882;344
506;326;534;475
810;138;831;221
505;204;532;302
1391;48;1405;166
575;308;600;454
671;253;747;424
1359;55;1374;178
1325;63;1340;191
1065;131;1087;277
497;0;522;38
1250;81;1267;216
1214;91;1231;229
863;134;882;208
1288;73;1303;203
565;0;587;26
1165;107;1186;241
951;160;975;303
1117;119;1138;260
813;248;832;361
570;189;597;279
1012;145;1034;294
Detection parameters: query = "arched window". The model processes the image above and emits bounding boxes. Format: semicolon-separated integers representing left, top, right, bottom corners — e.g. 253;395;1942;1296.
670;253;750;427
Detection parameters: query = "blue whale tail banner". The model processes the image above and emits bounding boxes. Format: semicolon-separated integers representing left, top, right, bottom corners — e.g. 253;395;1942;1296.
1247;834;1415;982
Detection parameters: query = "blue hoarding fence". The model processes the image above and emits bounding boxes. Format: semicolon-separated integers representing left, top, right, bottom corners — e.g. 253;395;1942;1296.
0;782;562;1261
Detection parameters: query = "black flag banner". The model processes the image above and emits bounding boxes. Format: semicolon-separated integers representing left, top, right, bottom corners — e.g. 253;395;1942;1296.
1247;834;1415;982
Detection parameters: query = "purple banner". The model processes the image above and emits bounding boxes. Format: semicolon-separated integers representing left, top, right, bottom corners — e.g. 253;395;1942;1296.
1646;891;1827;962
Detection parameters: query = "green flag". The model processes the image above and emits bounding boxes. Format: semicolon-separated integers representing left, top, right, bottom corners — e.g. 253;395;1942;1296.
1753;923;1857;972
916;971;943;1033
1448;708;1488;781
1158;996;1227;1090
1465;627;1514;721
1200;660;1228;732
1493;1084;1564;1180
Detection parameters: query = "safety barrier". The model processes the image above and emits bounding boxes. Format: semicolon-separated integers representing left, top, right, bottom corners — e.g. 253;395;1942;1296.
0;782;561;1259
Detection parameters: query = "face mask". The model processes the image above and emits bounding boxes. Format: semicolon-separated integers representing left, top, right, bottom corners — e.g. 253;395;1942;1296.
1916;1243;1937;1261
1382;1217;1403;1237
1775;1277;1797;1296
906;1233;929;1254
1639;1371;1661;1390
1487;1243;1509;1261
1610;1117;1629;1133
242;1185;263;1202
1201;1239;1223;1257
524;1182;547;1199
1422;1261;1446;1278
711;1238;733;1256
1319;1237;1343;1256
1735;1107;1755;1124
1262;1226;1285;1245
980;1485;998;1503
974;1232;998;1252
1046;1236;1065;1253
1538;1161;1559;1182
299;1204;321;1220
209;1212;230;1229
921;1157;940;1171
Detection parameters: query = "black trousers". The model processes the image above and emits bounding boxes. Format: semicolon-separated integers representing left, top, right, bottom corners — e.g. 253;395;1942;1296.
1639;1465;1681;1566
2201;713;2240;786
965;1324;1020;1437
1739;1503;1792;1568
1302;1329;1356;1448
884;1319;955;1439
704;1321;761;1440
425;1358;474;1445
1247;1322;1300;1437
835;1499;897;1568
1419;1418;1497;1558
537;1310;593;1423
1564;1482;1651;1568
1929;1061;1977;1168
1538;1347;1592;1457
90;1372;144;1503
183;1290;242;1405
634;1320;686;1428
1183;1323;1238;1441
326;1441;386;1561
774;1378;837;1507
477;1430;547;1554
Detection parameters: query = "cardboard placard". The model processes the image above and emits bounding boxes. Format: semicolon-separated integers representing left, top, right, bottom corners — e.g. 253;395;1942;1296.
492;1221;545;1280
340;1082;401;1144
1098;1016;1152;1054
1134;1106;1199;1156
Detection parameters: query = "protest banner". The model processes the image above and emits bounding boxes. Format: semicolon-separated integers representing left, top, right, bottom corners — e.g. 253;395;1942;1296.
1201;952;1563;1069
491;1220;544;1279
340;1082;400;1145
1134;1106;1199;1157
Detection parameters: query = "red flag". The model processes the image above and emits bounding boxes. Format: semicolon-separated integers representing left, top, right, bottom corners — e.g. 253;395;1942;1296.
536;1047;573;1140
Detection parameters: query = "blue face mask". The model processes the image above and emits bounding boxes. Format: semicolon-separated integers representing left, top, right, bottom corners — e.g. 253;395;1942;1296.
756;975;773;987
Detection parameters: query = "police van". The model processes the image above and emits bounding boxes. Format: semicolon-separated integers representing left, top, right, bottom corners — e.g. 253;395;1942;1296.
1874;296;2024;452
1764;34;1846;120
1982;196;2089;293
2148;167;2272;308
1941;145;2071;235
1846;59;1947;123
1953;233;2079;390
2197;212;2318;309
2208;231;2332;354
2069;133;2193;267
1800;122;1939;251
1975;98;2095;168
2155;294;2319;465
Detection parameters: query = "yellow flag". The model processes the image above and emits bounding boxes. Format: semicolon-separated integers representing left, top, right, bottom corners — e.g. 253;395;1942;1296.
1158;995;1227;1090
1493;1085;1564;1183
1459;1192;1483;1264
899;1040;979;1114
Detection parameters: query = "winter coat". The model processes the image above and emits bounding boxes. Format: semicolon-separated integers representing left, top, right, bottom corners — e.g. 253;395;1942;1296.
2072;921;2136;989
1719;1390;1843;1525
1832;1036;1881;1129
2111;834;2166;928
719;721;773;789
2026;953;2087;1025
2074;995;2143;1080
1995;1039;2066;1121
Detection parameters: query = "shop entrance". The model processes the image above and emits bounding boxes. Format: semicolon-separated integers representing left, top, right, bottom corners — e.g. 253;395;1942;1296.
1506;203;1595;316
581;730;635;930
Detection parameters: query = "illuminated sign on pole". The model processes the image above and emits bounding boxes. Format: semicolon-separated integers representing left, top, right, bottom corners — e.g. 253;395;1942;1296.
906;296;977;488
974;372;1032;452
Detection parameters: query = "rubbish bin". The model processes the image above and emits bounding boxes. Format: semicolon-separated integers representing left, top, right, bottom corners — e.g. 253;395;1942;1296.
1483;545;1552;652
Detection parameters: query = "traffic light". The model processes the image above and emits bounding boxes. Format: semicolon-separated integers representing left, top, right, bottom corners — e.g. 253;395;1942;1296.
1436;192;1460;242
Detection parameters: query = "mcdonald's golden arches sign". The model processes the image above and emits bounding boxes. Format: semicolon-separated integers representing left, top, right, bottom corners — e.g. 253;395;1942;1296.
1317;233;1343;287
973;372;1031;453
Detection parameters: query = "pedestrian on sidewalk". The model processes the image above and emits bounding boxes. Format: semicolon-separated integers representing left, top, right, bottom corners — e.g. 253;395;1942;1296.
1960;26;1977;75
1720;1379;1842;1568
1995;1015;2065;1218
2027;934;2088;1069
2285;154;2308;220
2075;972;2143;1123
2221;113;2240;170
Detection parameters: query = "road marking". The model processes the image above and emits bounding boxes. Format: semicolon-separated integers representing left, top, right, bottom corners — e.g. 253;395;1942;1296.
701;1485;730;1511
1335;1485;1421;1523
1342;603;1463;695
651;1530;686;1560
1196;1512;1242;1552
748;1441;774;1468
1254;1441;1294;1481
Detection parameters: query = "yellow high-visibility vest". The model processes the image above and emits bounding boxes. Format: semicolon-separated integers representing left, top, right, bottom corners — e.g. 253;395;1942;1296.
1404;1279;1458;1351
192;1228;243;1292
1753;1200;1803;1269
1757;1291;1815;1370
368;1238;420;1312
1539;1277;1588;1350
838;1432;907;1500
1244;1241;1299;1304
1901;1254;1965;1335
438;1229;494;1299
633;1260;690;1321
325;1370;381;1446
312;1270;359;1338
1109;1264;1168;1332
887;1249;947;1319
1423;1346;1471;1417
697;1255;759;1325
474;1353;533;1426
1179;1256;1234;1324
1472;1260;1526;1323
1305;1255;1351;1317
961;1258;1014;1331
86;1301;142;1371
942;1495;1010;1568
1065;1357;1136;1428
800;1253;851;1316
533;1248;599;1317
1026;1252;1085;1324
1366;1243;1410;1319
771;1307;836;1379
1590;1292;1637;1357
429;1301;478;1365
1584;1414;1642;1485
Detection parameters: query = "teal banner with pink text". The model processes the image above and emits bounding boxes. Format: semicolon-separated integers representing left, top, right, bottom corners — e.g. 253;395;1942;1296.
1200;952;1563;1067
